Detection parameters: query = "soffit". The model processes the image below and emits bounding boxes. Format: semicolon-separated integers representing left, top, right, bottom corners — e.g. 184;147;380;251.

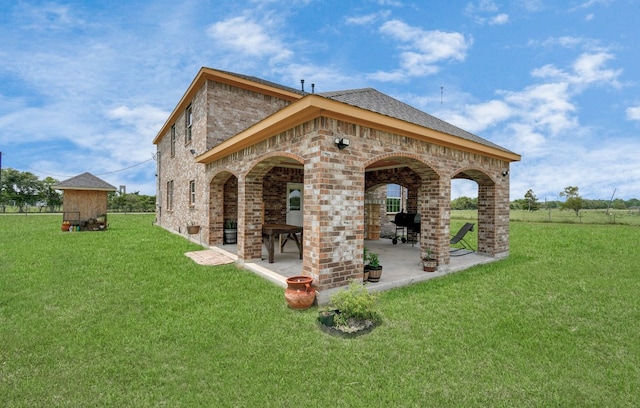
196;95;522;164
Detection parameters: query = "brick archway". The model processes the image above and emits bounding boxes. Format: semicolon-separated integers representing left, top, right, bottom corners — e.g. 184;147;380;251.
236;153;305;263
208;170;238;246
452;167;509;255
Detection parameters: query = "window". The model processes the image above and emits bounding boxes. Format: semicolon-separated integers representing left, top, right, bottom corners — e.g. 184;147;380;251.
166;180;174;210
170;124;176;157
189;180;196;206
386;184;402;213
185;104;192;144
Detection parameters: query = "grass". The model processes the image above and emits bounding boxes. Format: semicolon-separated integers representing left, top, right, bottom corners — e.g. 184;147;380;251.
452;208;640;226
1;214;639;407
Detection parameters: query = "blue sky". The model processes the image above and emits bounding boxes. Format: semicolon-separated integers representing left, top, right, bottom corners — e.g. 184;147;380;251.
1;0;639;201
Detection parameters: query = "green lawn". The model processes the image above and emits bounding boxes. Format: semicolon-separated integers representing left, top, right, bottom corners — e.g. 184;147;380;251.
452;208;640;225
1;214;639;407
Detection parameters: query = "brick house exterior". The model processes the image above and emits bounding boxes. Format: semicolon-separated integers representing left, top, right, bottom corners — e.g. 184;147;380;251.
153;67;520;292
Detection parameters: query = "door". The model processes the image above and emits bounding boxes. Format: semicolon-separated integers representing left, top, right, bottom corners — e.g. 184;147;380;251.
286;183;303;226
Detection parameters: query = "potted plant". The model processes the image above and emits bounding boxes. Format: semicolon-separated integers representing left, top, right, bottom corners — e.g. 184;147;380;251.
423;249;437;272
318;279;380;337
363;247;370;282
317;309;338;327
223;218;237;244
186;220;200;234
367;252;382;282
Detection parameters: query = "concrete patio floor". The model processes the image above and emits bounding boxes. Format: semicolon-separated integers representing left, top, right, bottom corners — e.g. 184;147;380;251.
207;237;504;304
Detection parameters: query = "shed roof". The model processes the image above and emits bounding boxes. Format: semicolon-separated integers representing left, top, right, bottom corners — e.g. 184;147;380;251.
54;172;117;191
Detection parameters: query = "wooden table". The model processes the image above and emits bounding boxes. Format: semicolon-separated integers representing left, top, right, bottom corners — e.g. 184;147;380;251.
262;224;303;263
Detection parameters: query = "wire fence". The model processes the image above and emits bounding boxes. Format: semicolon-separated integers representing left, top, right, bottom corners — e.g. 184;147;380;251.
453;209;640;226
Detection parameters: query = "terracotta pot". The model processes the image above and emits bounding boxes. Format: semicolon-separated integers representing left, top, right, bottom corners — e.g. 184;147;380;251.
61;223;70;231
285;275;316;309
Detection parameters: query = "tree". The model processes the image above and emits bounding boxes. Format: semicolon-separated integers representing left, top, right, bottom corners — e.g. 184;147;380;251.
451;196;477;210
42;176;62;212
560;186;583;216
524;189;539;211
1;168;44;212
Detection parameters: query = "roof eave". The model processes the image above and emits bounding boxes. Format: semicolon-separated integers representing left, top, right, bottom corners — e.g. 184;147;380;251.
196;95;521;164
152;67;304;145
54;187;116;191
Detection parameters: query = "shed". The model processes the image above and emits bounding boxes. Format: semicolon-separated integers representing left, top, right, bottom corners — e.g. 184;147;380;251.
54;172;116;231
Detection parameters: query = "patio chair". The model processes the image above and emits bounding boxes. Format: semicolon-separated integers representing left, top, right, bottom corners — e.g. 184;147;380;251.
450;222;475;252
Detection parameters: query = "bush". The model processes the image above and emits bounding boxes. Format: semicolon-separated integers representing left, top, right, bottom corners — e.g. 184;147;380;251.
330;280;380;326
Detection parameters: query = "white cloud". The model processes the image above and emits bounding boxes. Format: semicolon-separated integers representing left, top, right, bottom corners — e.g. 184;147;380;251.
14;2;85;31
376;0;403;6
571;0;613;11
626;106;640;121
207;16;293;63
345;10;391;26
489;13;509;25
532;52;622;90
571;52;621;87
374;20;470;80
440;100;512;134
465;0;499;14
465;0;508;25
108;105;170;140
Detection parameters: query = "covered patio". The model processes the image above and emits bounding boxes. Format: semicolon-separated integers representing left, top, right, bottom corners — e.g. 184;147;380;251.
205;237;500;304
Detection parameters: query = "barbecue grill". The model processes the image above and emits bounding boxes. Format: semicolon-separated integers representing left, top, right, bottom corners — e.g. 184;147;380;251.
391;211;421;245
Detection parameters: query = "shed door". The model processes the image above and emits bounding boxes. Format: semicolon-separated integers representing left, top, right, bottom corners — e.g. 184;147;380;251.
286;183;303;226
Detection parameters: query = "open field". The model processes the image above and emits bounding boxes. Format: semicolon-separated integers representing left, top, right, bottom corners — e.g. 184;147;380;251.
1;214;639;407
452;208;640;225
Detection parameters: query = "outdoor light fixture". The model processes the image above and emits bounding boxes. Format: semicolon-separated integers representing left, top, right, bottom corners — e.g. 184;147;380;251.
190;149;197;155
334;137;350;150
502;170;509;177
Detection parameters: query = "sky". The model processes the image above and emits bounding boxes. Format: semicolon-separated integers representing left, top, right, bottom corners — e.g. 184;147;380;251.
1;0;639;201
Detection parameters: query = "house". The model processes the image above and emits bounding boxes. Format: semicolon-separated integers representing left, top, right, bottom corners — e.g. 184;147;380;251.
153;67;521;292
54;172;116;230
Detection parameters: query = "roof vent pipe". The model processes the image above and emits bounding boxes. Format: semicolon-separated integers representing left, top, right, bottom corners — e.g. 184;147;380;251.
311;83;315;94
300;79;305;92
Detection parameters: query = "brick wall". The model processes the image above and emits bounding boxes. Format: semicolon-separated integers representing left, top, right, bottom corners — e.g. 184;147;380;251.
157;79;294;241
201;116;511;290
158;80;512;291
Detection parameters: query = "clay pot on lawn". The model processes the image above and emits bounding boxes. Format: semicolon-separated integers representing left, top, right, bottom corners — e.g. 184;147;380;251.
285;275;316;309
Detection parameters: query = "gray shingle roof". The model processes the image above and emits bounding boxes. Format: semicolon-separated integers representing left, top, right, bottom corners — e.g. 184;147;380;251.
215;69;305;96
319;88;512;153
54;172;117;191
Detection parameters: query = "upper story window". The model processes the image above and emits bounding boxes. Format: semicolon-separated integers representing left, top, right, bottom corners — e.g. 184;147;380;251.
167;180;174;211
185;104;193;144
189;180;196;206
386;184;403;213
170;124;176;157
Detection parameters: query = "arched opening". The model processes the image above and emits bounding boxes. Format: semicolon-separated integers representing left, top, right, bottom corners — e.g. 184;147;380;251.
452;168;499;255
364;155;444;268
209;170;238;246
239;153;305;263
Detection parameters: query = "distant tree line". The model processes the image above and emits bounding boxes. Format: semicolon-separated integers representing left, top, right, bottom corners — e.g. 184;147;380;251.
0;168;155;213
455;186;639;214
3;168;638;215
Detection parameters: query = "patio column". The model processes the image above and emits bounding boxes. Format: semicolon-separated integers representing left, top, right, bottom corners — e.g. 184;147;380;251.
420;176;450;268
302;138;365;291
478;175;510;256
236;174;264;264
